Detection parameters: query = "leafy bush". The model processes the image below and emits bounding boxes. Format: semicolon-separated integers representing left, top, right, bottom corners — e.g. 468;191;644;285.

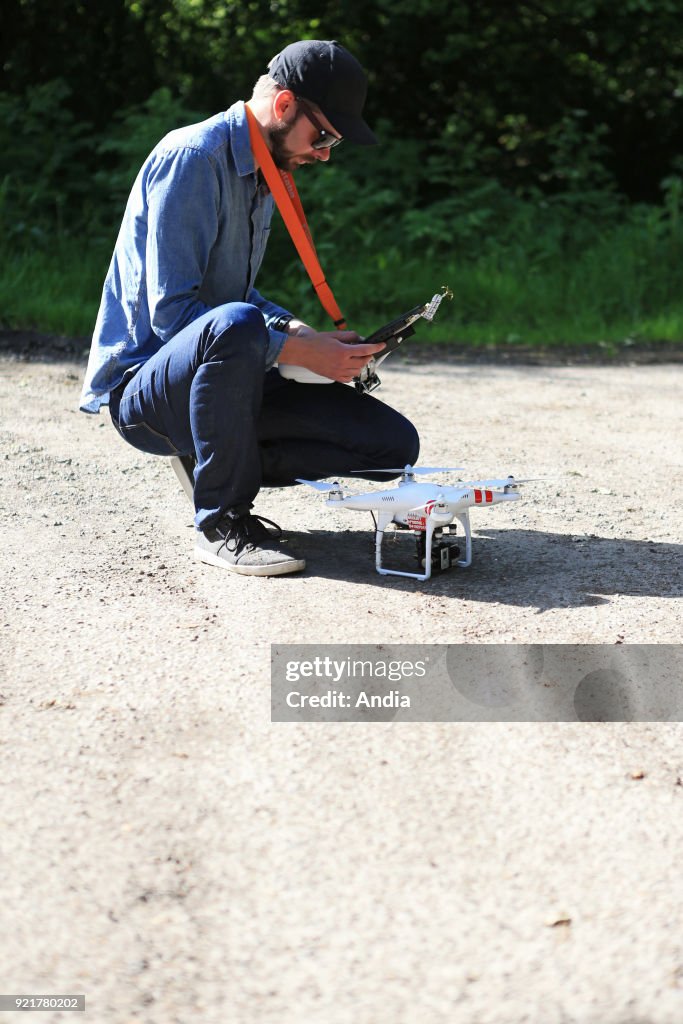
1;62;682;348
0;79;93;241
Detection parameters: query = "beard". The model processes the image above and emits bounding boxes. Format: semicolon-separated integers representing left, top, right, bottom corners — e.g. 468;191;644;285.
268;115;314;172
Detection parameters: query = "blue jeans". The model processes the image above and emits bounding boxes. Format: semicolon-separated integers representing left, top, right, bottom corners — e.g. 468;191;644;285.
109;303;420;531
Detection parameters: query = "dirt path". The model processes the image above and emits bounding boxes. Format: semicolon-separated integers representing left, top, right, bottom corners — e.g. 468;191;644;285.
1;345;682;1023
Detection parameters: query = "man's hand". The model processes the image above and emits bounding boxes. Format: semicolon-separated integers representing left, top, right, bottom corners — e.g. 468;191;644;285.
284;319;317;337
279;329;386;384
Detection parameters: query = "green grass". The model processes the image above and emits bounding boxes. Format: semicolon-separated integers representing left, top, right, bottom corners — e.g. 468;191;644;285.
0;236;110;337
262;214;683;351
2;220;683;352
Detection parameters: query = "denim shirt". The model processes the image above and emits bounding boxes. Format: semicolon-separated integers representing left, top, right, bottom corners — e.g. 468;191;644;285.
80;101;291;413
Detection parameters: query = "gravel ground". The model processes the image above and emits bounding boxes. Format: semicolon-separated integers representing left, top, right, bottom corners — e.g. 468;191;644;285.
1;339;682;1024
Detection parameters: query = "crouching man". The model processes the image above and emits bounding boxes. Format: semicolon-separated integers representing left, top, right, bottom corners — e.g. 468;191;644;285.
80;40;419;576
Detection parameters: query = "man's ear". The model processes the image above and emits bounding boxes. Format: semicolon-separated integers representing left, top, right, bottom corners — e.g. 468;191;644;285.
272;89;296;122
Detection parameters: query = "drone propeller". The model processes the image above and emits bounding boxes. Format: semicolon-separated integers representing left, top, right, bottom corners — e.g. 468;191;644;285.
461;476;541;488
295;478;342;492
351;464;465;475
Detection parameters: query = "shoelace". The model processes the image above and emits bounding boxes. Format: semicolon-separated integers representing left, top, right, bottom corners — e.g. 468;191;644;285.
217;513;283;558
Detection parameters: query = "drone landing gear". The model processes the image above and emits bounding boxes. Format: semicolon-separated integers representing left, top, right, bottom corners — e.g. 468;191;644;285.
374;512;473;581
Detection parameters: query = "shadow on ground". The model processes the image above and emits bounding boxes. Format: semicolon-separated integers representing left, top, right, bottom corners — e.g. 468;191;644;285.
288;525;681;609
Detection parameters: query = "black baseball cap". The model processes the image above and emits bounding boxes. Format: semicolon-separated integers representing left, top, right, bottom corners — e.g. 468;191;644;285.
268;40;377;146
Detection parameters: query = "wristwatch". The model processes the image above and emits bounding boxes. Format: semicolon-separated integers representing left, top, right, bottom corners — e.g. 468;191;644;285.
271;314;294;333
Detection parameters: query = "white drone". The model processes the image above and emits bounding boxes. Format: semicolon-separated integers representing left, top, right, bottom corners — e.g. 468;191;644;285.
297;465;534;581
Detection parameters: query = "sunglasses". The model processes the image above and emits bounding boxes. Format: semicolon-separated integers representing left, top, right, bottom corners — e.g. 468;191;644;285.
296;97;342;150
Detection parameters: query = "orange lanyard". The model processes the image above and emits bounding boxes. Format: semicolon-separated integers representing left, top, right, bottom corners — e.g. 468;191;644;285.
245;105;347;330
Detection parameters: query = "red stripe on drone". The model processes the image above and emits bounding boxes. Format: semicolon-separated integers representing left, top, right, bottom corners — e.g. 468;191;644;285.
474;489;482;504
485;489;493;503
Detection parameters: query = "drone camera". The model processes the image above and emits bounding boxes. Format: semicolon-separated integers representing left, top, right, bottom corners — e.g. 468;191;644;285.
416;528;460;574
